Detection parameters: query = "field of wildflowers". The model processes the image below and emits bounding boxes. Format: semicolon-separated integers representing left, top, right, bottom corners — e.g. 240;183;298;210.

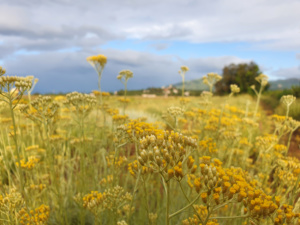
0;55;299;225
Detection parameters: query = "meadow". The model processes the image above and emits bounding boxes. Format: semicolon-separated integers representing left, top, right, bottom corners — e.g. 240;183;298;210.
0;56;299;225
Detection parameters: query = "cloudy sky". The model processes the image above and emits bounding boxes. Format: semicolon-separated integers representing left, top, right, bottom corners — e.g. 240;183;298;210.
0;0;300;93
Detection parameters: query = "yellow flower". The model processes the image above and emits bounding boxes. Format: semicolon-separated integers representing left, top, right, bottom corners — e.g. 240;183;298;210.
201;192;208;203
180;66;189;72
87;54;107;68
0;66;6;76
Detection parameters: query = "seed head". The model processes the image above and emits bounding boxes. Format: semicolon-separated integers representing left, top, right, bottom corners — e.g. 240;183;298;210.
0;66;5;76
118;70;133;80
230;84;240;94
281;95;296;107
255;74;269;86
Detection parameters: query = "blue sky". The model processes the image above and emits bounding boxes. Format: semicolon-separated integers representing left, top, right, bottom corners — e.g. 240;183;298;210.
0;0;299;93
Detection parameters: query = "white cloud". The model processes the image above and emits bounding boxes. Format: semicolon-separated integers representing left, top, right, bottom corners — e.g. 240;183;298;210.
0;0;299;93
1;0;300;51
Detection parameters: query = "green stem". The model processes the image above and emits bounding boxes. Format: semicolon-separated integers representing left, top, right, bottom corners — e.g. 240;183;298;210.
286;130;294;156
166;181;170;225
285;105;290;119
178;181;203;224
142;176;151;225
210;215;249;220
98;74;102;106
123;82;127;115
253;84;263;119
169;193;200;219
127;171;141;224
182;75;185;97
9;93;26;202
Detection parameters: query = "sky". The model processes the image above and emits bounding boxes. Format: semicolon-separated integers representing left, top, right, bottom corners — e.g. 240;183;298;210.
0;0;300;93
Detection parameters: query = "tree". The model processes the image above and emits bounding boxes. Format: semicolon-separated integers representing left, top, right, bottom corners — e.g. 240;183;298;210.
215;62;269;95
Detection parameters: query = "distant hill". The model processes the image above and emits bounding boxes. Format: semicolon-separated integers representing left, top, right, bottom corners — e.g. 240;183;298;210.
173;78;300;91
173;78;210;91
268;78;300;90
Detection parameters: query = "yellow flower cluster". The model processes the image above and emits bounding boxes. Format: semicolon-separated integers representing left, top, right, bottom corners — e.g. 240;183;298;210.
25;145;39;151
180;66;189;72
100;175;114;187
82;191;106;211
50;134;65;142
16;156;40;170
70;137;92;145
106;154;128;169
128;160;150;177
29;184;46;192
179;97;191;105
274;205;299;225
274;157;300;188
255;134;278;152
112;114;129;124
271;114;286;123
18;205;50;225
118;97;130;103
0;117;12;123
0;66;6;76
137;130;197;175
92;90;110;96
117;120;161;142
0;188;24;212
182;214;219;225
184;111;196;119
184;156;288;223
87;54;107;68
106;108;119;116
199;138;218;153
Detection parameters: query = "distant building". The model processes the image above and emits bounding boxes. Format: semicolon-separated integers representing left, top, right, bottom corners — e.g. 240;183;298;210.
142;94;157;98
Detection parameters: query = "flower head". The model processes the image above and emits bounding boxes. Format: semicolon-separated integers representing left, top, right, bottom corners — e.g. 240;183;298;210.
255;74;268;86
87;54;107;76
281;95;296;107
117;70;133;81
230;84;240;94
180;66;189;73
0;66;6;76
87;54;107;68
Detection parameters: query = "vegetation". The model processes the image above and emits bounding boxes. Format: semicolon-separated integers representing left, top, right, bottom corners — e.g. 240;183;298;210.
0;58;299;225
215;62;269;95
262;85;300;120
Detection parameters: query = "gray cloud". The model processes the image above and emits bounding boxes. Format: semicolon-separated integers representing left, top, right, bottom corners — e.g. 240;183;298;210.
2;49;251;93
272;66;300;79
149;42;170;51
